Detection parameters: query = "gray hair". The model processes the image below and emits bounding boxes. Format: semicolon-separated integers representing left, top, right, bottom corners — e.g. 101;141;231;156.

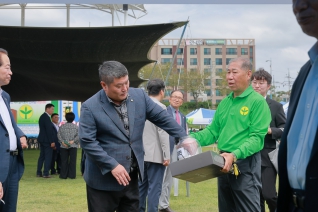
228;57;252;71
99;61;129;85
0;48;8;67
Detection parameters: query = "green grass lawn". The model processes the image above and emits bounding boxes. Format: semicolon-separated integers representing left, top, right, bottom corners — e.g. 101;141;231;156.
17;147;269;212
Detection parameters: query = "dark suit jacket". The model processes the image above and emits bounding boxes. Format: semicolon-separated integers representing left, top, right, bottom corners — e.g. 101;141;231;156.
37;112;55;146
167;105;187;155
0;91;25;183
261;98;286;167
277;60;318;211
79;88;187;191
52;123;60;152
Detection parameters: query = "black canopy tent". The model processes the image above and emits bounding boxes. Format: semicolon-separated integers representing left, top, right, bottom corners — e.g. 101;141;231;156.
0;21;187;102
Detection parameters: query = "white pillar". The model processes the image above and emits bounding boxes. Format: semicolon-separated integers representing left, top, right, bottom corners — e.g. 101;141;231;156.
66;4;70;27
20;3;26;26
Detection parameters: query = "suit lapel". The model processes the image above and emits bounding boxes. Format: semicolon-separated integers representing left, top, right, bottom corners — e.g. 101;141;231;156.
0;94;8;129
99;90;128;138
126;94;135;139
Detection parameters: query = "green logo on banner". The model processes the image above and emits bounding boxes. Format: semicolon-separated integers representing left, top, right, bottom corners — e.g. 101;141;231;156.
19;104;33;119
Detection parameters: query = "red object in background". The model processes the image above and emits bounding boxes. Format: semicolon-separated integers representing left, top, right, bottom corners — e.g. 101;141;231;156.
11;109;17;122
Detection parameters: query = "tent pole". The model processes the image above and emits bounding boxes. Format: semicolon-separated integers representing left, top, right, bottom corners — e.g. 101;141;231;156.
165;21;189;86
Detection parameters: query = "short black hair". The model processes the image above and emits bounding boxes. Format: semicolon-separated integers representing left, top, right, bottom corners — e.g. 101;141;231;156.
98;61;128;85
65;112;75;123
147;79;165;96
51;113;59;119
45;103;54;110
251;68;272;85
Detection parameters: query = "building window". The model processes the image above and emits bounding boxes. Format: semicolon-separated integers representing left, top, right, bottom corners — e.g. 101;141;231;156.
205;89;211;96
216;99;222;104
216;79;222;86
190;48;197;55
177;48;183;55
215;48;222;55
226;48;237;55
177;58;184;65
161;58;172;64
241;48;248;55
204;48;211;55
204;79;211;86
216;68;223;73
215;58;222;65
226;58;232;65
249;47;253;55
204;58;211;65
161;48;172;55
204;68;211;74
190;68;197;72
190;58;197;65
216;89;222;96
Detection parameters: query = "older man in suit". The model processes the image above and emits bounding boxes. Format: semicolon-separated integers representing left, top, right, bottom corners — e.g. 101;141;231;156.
139;79;170;212
79;61;187;212
0;48;27;212
277;1;318;211
251;69;286;212
159;90;187;212
36;103;56;178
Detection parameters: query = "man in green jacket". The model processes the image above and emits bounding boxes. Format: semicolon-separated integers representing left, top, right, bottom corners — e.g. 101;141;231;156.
190;57;271;211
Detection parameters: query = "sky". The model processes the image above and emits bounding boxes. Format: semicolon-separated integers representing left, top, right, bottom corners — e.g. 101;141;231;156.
0;3;316;92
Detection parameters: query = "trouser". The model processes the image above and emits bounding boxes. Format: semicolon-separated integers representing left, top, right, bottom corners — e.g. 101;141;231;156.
0;154;20;212
159;145;177;209
139;162;166;212
36;143;53;176
86;169;139;212
260;166;277;212
60;148;77;179
50;150;61;174
218;152;261;212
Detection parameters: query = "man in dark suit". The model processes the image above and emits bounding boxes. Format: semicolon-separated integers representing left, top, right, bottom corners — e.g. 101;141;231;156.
159;90;187;212
79;61;187;212
251;69;286;212
36;103;56;178
277;1;318;211
50;113;61;175
0;48;28;212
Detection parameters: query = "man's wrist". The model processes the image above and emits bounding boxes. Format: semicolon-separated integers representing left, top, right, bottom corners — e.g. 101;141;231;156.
231;153;237;163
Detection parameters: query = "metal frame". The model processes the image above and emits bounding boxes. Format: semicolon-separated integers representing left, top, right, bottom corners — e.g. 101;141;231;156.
0;3;147;27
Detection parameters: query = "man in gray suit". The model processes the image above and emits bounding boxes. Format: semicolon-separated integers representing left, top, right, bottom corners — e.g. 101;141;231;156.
0;48;27;212
79;61;187;212
139;79;170;212
159;90;187;212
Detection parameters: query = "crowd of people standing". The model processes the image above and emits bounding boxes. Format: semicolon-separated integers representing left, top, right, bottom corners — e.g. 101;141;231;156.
1;1;318;211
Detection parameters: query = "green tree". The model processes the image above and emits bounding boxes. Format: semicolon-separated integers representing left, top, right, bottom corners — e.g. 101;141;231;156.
138;63;210;107
215;70;231;96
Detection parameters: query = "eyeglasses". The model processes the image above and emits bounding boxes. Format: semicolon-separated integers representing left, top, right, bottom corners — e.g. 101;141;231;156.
171;96;183;100
251;81;267;86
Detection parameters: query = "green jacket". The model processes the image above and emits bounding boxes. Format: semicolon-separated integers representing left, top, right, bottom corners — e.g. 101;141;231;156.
191;86;271;159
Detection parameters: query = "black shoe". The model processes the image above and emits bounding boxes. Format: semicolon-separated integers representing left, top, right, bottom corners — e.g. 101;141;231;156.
43;175;51;178
36;174;43;177
159;207;175;212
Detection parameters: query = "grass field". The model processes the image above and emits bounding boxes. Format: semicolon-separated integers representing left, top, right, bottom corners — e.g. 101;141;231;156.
17;147;268;212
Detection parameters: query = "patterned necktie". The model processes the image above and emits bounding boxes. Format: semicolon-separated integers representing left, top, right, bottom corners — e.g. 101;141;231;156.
176;110;181;125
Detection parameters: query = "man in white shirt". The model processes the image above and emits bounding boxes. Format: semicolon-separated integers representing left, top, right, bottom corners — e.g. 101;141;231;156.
0;48;28;212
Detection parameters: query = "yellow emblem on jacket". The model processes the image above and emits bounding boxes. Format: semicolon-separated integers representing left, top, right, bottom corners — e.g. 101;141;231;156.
240;106;249;116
